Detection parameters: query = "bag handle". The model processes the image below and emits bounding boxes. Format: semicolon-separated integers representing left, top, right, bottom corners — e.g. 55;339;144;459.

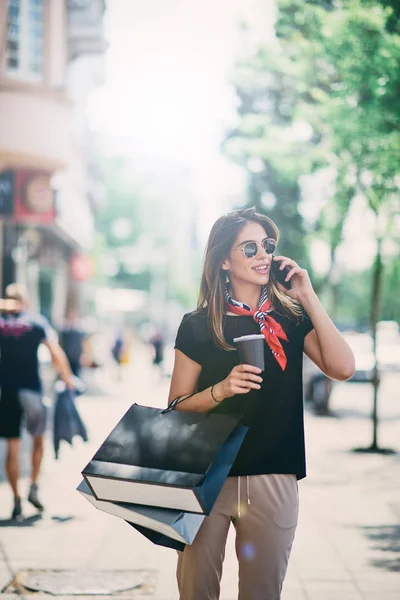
161;392;197;414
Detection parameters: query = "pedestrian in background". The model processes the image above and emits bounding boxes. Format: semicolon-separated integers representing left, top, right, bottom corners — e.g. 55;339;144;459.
0;284;74;521
168;208;355;599
59;309;86;377
111;333;124;366
111;332;129;382
149;329;165;374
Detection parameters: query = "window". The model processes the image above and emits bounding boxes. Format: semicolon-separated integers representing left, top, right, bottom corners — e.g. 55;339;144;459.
6;0;45;80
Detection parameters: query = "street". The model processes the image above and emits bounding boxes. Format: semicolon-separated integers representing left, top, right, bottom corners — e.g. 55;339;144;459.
0;345;399;599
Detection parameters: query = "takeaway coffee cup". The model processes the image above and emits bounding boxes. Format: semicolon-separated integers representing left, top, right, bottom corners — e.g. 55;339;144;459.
233;334;265;371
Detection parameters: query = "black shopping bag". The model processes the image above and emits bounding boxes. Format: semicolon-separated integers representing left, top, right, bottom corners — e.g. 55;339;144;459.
53;383;88;459
77;480;204;551
82;403;247;515
127;523;187;551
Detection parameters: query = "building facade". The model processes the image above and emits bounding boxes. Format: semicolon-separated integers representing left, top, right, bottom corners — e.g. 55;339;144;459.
0;0;106;324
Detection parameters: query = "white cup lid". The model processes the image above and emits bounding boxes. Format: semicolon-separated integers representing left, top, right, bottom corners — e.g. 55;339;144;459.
233;334;265;342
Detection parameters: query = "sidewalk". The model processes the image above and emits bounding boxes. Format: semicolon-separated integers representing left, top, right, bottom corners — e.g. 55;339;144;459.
0;344;399;599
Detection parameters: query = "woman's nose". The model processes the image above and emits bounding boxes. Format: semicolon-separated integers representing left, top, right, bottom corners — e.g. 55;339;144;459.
257;243;268;258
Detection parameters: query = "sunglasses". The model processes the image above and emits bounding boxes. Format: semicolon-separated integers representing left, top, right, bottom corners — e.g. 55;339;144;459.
233;238;277;259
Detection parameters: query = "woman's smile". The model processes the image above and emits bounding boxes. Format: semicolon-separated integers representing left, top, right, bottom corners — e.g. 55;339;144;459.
252;264;269;274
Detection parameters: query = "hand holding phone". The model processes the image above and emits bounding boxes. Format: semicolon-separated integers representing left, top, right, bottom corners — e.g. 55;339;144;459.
270;258;292;290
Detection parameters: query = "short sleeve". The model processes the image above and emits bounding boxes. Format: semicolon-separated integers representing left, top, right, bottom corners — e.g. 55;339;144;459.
296;312;314;339
174;314;204;365
35;315;57;342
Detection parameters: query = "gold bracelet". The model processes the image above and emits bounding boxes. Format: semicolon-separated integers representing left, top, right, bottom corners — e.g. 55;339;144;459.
210;385;222;404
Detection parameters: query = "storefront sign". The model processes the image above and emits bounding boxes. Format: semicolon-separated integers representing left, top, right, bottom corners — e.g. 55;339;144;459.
14;170;56;224
25;175;54;213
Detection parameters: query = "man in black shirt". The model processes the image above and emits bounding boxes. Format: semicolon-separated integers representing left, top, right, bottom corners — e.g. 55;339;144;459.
0;284;74;520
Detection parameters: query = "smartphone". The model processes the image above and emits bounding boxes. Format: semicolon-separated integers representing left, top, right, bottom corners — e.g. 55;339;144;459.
270;259;292;290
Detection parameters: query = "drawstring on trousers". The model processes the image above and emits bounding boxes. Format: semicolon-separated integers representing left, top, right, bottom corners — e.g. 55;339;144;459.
237;476;251;517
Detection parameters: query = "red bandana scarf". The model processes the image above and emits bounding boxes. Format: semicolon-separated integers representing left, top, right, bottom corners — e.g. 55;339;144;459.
226;286;289;371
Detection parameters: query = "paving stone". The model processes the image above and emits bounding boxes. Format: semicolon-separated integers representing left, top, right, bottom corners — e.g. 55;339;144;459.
304;580;360;592
16;569;146;595
362;594;400;600
355;572;400;592
0;569;11;593
296;569;354;582
0;596;139;600
281;591;308;600
305;593;364;600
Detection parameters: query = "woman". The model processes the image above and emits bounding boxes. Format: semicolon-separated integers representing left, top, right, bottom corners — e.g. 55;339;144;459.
168;208;355;600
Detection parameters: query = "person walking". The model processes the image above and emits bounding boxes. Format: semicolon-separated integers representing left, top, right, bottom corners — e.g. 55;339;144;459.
59;309;86;377
0;284;74;520
168;208;355;600
149;329;165;374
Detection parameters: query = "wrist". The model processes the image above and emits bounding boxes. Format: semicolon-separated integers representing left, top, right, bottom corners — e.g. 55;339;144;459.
298;290;318;312
64;376;74;389
211;382;225;403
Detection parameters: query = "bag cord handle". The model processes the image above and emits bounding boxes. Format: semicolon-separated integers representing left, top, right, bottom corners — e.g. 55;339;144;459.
161;392;197;414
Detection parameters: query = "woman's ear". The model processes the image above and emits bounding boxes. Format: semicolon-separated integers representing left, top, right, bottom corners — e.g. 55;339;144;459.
221;257;230;271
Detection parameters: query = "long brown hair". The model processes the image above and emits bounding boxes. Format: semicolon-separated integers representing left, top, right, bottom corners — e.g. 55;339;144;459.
197;207;303;351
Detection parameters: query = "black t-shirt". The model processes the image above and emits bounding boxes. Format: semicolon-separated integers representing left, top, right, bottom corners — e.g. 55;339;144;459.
174;308;314;480
59;327;85;363
0;312;53;392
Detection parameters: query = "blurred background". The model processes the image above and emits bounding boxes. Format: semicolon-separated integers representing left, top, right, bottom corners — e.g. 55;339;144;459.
0;0;399;412
0;1;400;596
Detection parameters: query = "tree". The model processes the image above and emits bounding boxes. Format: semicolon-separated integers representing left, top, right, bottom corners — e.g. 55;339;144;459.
92;155;152;292
303;1;400;449
96;155;143;249
223;49;319;267
224;0;400;429
276;1;400;327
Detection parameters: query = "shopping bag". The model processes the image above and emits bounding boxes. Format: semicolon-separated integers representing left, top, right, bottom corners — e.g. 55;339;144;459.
77;480;204;551
82;403;247;515
127;523;186;551
53;382;88;459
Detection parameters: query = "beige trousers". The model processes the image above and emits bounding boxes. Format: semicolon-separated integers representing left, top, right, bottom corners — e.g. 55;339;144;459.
177;474;298;600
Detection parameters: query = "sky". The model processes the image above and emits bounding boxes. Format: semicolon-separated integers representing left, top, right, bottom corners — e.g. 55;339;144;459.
90;0;275;240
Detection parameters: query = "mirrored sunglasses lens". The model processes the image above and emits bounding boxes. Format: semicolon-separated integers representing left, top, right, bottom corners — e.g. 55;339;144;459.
263;239;276;254
243;242;258;258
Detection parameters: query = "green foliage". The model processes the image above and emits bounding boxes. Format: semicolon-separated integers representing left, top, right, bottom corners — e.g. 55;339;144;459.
336;270;372;329
333;255;400;328
91;155;151;291
113;267;151;291
91;233;109;287
278;0;400;327
224;0;400;325
92;154;200;309
367;0;400;34
381;257;400;321
224;47;315;266
96;155;144;248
